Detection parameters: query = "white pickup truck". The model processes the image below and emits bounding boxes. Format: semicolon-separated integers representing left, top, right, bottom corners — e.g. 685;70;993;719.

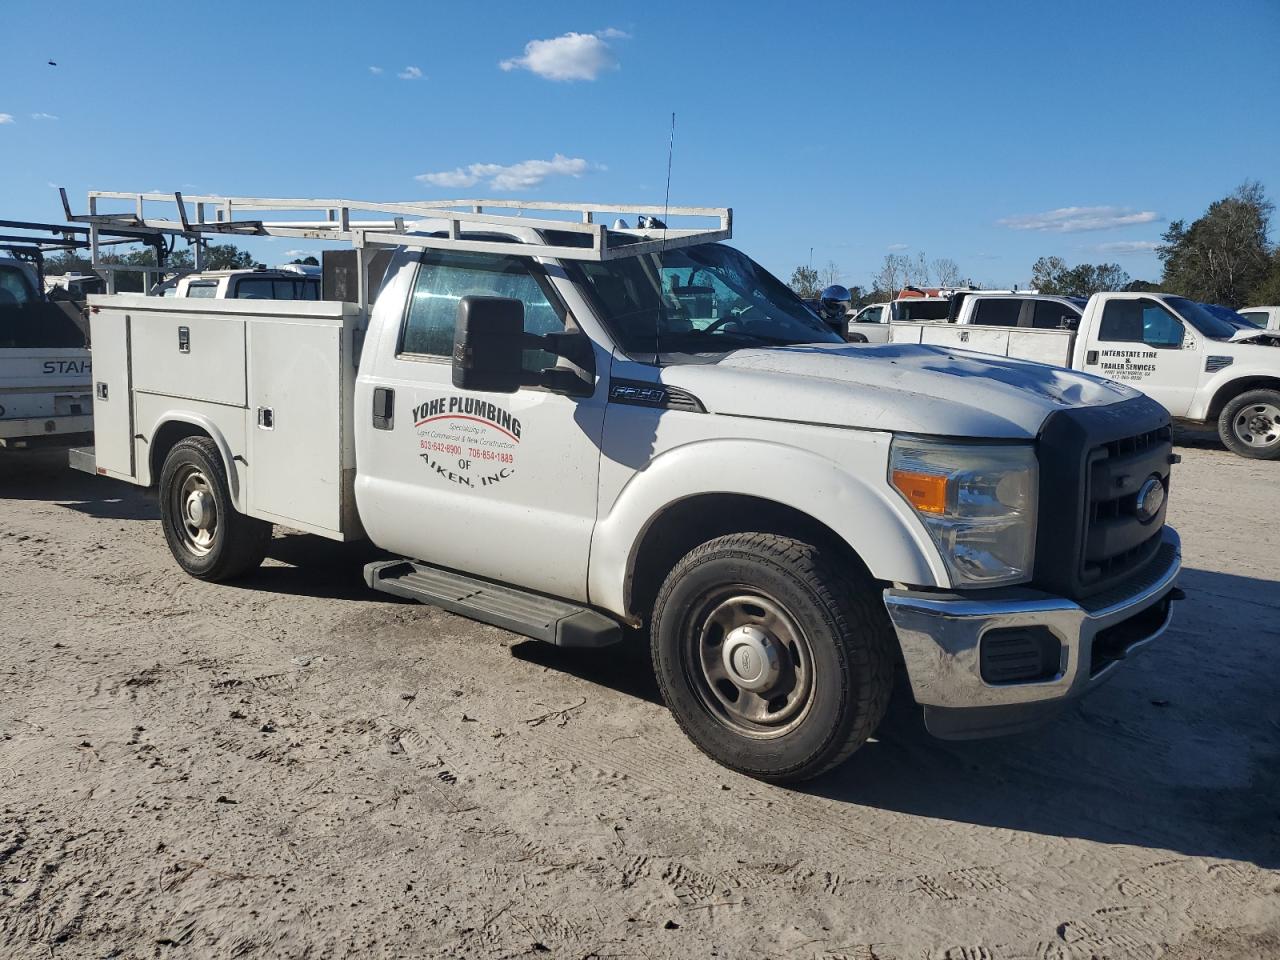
153;266;322;300
846;294;954;343
892;291;1280;458
72;192;1183;782
1239;305;1280;332
0;255;93;448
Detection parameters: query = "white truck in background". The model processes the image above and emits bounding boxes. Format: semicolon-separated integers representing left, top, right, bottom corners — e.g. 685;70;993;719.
72;191;1182;783
0;253;93;449
152;265;322;300
892;291;1280;458
846;289;1021;343
1239;305;1280;332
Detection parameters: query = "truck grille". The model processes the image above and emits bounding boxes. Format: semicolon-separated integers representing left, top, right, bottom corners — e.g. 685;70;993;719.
1034;397;1172;600
1082;426;1171;588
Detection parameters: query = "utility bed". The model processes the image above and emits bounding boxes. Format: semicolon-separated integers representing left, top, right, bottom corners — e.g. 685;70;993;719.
83;293;365;539
890;321;1075;366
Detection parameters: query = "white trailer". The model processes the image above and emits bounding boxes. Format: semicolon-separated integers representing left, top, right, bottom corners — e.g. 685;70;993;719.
72;190;1183;782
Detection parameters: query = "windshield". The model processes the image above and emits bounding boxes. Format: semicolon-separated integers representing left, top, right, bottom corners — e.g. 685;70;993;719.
1167;296;1242;340
1200;302;1253;331
570;243;841;358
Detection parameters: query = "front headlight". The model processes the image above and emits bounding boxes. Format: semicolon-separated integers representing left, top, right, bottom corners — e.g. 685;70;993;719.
889;438;1038;588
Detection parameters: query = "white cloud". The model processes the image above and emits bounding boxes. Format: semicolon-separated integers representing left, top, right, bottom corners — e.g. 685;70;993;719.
499;30;626;81
1092;240;1160;255
597;27;630;39
887;242;909;251
416;154;594;191
997;205;1161;233
284;249;318;258
30;112;58;120
368;66;384;75
397;66;423;80
0;114;14;124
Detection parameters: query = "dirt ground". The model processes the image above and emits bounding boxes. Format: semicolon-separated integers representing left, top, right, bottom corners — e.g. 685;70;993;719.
1;435;1278;960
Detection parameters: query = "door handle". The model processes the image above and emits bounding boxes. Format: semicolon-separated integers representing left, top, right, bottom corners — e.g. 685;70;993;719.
372;387;394;430
1086;350;1099;365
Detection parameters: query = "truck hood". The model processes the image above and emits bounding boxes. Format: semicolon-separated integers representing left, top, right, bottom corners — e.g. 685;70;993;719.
1226;329;1280;349
658;342;1137;440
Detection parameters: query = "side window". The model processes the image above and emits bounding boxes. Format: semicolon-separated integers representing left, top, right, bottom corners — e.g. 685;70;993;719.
857;306;883;324
1099;298;1183;348
1032;300;1081;330
1238;311;1266;328
972;298;1023;326
400;250;566;373
187;282;219;299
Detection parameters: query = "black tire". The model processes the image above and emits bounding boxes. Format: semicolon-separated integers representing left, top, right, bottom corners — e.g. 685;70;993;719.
158;436;271;581
1217;389;1280;460
650;532;894;783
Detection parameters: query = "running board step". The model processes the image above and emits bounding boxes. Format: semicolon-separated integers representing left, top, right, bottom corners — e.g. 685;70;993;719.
363;559;622;648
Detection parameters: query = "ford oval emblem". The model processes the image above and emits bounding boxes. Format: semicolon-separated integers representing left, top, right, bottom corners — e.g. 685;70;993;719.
1135;475;1165;523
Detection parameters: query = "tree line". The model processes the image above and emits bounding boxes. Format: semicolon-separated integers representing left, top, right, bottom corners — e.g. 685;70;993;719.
791;181;1280;309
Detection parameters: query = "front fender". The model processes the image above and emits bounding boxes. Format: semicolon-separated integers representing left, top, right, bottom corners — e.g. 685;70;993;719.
1188;365;1280;421
587;436;948;618
141;411;245;512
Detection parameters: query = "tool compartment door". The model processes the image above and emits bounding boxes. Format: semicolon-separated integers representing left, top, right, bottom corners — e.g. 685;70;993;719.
245;316;347;535
131;312;247;406
87;307;135;479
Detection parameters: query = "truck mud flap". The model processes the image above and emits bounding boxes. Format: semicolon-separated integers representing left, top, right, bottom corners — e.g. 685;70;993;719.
68;446;96;475
364;559;622;649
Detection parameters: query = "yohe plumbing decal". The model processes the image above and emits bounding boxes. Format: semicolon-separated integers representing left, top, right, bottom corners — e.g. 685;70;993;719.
413;396;521;488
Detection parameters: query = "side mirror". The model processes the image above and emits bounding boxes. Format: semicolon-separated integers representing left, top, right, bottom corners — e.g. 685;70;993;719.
452;296;525;393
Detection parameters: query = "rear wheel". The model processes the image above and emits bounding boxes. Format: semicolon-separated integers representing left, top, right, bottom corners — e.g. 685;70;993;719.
159;437;271;580
1218;389;1280;459
650;532;894;783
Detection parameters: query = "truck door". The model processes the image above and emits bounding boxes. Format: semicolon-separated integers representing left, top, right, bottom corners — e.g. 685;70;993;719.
355;250;607;602
1083;297;1201;416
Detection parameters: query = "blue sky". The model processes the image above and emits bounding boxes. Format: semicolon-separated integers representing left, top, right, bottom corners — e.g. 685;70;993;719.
2;0;1277;288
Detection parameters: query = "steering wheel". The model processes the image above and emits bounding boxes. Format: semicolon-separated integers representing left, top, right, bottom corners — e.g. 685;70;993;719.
701;315;746;334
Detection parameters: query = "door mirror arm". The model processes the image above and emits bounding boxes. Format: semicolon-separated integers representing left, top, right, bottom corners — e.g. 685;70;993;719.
531;330;594;371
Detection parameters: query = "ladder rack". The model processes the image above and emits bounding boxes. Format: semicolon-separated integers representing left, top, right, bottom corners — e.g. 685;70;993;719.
62;189;732;264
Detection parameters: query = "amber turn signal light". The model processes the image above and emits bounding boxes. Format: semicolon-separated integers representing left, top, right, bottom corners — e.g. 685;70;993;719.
892;469;948;515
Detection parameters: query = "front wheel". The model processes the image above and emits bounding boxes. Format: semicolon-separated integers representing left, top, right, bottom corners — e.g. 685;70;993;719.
1218;389;1280;459
158;436;271;581
651;533;894;783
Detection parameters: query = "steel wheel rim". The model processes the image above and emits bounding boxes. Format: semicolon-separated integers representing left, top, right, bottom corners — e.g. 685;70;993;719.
686;590;815;738
171;465;218;556
1233;402;1280;448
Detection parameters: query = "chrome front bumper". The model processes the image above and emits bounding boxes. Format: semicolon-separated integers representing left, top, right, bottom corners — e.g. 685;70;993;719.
883;527;1182;739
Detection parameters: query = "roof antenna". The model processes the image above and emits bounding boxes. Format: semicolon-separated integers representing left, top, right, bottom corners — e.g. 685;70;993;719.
654;111;675;363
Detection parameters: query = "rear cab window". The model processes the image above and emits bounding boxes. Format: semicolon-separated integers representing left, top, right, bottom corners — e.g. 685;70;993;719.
232;277;321;300
0;265;37;307
0;264;86;349
1031;300;1081;330
972;298;1024;326
896;299;950;321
